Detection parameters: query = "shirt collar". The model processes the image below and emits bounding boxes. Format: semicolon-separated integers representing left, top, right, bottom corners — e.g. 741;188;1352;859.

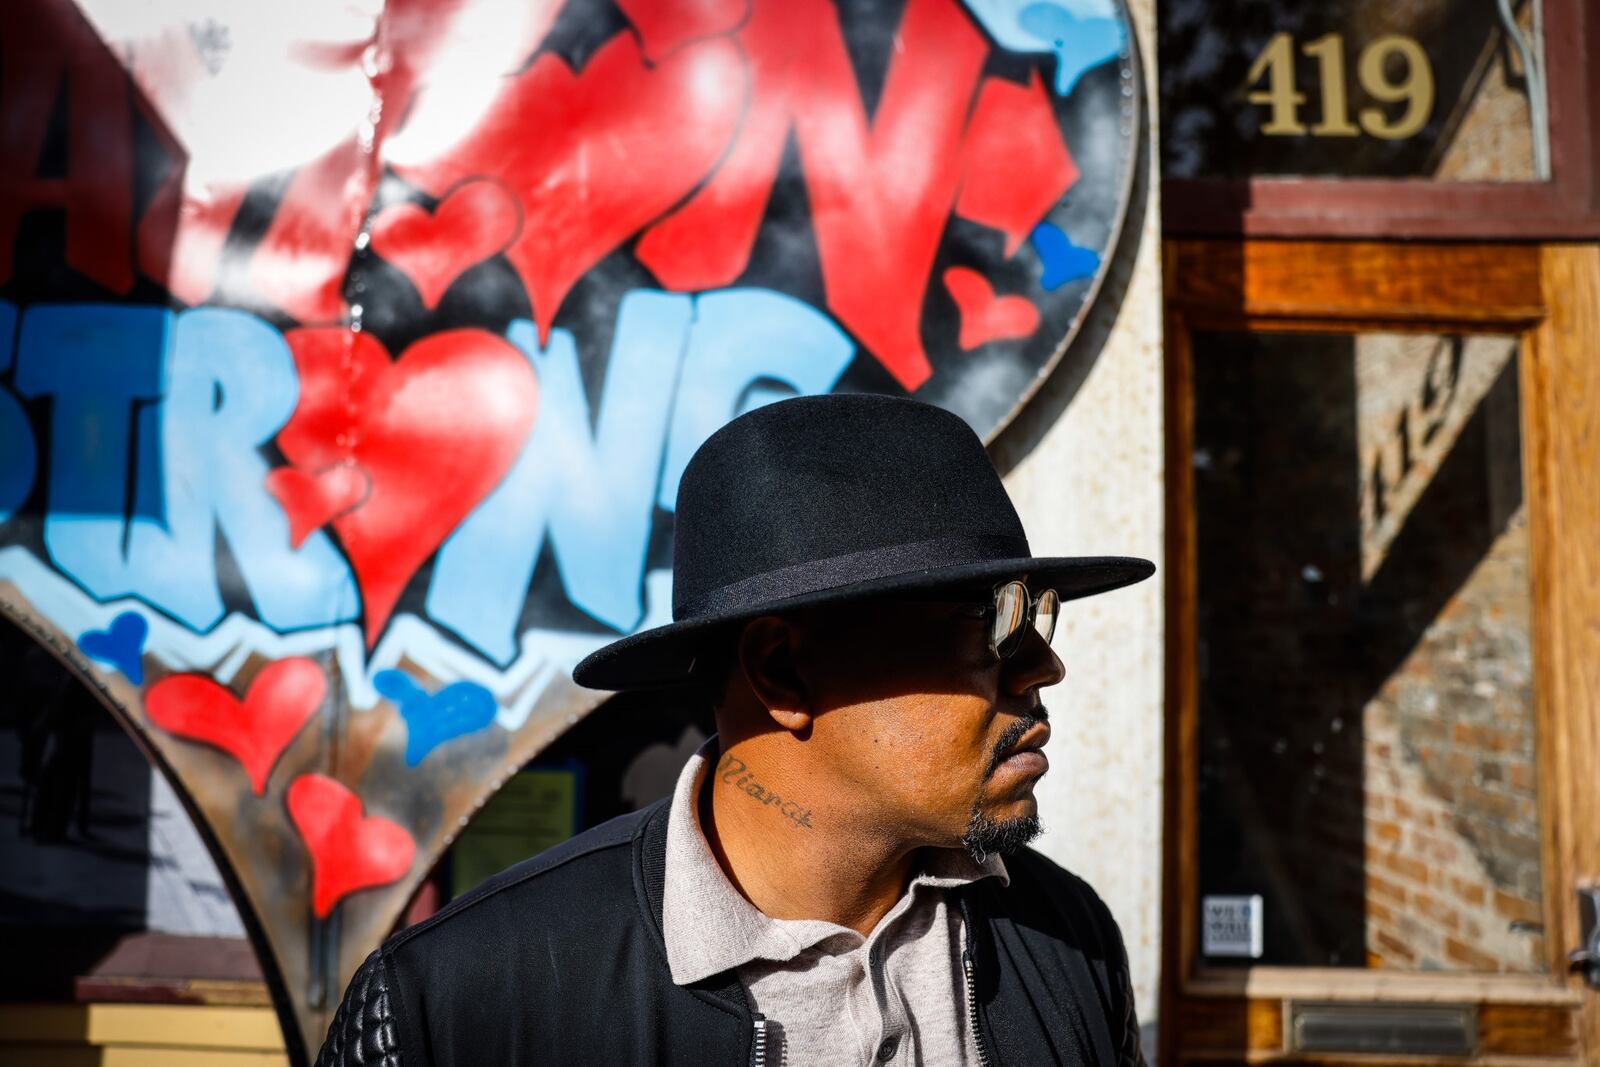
660;736;1007;986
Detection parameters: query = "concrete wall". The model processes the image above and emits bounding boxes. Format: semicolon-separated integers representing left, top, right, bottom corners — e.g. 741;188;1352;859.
993;0;1166;1049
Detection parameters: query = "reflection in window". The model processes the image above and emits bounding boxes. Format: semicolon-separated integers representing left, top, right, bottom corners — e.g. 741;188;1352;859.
0;616;250;998
1161;0;1546;181
1193;332;1544;972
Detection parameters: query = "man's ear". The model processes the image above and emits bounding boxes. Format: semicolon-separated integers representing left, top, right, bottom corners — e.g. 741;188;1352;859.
737;616;813;733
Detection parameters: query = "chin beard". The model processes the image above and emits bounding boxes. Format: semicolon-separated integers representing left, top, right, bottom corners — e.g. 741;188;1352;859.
962;808;1042;864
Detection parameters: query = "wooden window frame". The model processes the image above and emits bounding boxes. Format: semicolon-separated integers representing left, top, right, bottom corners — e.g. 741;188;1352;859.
1160;0;1600;240
1160;239;1600;1062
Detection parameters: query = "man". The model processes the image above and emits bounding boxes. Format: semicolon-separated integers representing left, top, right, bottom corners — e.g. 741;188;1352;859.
317;393;1153;1065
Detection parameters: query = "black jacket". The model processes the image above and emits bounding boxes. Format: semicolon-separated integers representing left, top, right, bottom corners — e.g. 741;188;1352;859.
317;798;1144;1066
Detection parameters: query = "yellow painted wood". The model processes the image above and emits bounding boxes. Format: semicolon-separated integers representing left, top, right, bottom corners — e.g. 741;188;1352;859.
0;1047;287;1067
0;1003;286;1051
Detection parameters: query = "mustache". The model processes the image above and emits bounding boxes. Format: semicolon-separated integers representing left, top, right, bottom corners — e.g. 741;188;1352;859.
986;707;1049;776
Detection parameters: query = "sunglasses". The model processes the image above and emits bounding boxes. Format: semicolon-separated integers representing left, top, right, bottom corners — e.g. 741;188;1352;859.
966;580;1060;660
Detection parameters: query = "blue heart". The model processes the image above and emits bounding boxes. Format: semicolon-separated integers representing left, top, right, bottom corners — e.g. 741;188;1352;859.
1030;222;1101;290
77;611;149;685
374;669;498;766
1018;4;1125;97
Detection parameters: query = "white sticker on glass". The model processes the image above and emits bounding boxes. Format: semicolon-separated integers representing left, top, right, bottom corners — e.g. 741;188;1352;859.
1202;894;1264;958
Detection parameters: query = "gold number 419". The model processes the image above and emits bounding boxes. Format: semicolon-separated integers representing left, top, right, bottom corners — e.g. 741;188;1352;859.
1245;32;1435;140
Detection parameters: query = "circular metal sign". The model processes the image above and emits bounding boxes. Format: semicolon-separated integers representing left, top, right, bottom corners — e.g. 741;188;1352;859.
0;1;1141;1053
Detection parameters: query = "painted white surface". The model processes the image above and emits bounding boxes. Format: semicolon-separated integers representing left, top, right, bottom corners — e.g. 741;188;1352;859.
998;0;1165;1044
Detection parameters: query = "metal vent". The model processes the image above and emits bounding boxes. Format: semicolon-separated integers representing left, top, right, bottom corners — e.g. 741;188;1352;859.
1288;1001;1477;1056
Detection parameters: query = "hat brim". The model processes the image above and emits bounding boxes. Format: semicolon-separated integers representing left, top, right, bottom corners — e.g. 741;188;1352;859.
571;555;1154;691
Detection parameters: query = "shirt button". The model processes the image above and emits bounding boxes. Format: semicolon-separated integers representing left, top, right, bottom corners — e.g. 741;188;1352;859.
876;1035;899;1061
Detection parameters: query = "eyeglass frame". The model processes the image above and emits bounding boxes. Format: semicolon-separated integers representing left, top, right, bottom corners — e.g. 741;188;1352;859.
958;579;1060;660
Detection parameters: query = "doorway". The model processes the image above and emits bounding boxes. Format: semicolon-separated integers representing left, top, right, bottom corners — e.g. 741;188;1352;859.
1160;240;1600;1062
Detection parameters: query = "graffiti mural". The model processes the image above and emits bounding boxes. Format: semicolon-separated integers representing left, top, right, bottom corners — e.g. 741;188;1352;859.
0;0;1140;1058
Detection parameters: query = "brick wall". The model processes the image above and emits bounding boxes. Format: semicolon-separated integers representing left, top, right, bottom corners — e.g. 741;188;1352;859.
1356;335;1543;973
1362;515;1544;971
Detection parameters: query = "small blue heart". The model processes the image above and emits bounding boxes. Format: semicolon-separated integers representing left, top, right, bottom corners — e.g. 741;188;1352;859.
78;611;149;685
1030;222;1101;290
374;668;498;766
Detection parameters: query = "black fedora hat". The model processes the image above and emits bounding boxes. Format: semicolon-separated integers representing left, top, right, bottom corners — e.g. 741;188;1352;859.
572;393;1153;691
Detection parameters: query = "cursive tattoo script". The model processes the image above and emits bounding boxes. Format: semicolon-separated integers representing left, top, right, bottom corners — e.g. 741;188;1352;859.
716;753;815;829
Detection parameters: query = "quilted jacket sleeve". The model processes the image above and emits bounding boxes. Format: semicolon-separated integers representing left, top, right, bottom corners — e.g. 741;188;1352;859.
316;949;406;1067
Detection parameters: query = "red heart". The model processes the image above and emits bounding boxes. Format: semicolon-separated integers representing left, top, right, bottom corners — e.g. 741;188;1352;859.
145;658;326;795
287;774;416;919
943;267;1041;350
368;179;520;309
265;462;372;549
278;328;539;645
394;31;745;342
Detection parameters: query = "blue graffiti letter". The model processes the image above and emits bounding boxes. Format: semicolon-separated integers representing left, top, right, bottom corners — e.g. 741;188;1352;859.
17;305;190;616
164;309;356;631
18;305;354;631
657;288;855;509
0;301;36;523
427;291;691;663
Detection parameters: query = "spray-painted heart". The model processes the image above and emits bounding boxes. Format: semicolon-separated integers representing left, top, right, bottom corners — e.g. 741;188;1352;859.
368;179;521;309
1030;221;1100;290
287;774;416;918
145;658;326;795
265;461;373;549
277;328;540;646
373;669;499;766
393;30;745;342
944;266;1040;349
78;611;149;684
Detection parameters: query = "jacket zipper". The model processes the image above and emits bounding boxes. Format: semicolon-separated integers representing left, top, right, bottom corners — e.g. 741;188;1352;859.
963;949;992;1067
750;1013;768;1067
958;895;992;1067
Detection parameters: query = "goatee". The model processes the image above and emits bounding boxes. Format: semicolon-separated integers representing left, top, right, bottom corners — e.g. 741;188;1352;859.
962;809;1042;864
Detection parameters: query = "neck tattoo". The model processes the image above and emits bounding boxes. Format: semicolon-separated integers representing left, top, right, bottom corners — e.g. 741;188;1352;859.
716;752;815;830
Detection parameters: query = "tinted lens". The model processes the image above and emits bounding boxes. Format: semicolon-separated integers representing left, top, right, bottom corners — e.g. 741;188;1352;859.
992;580;1029;658
1034;588;1059;647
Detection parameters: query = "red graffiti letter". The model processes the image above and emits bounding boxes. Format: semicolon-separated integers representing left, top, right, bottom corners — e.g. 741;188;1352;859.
639;0;1081;389
635;0;988;390
955;70;1080;256
249;141;372;324
0;0;135;293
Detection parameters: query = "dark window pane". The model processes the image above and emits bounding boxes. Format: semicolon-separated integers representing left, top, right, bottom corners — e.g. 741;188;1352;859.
1193;332;1544;972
